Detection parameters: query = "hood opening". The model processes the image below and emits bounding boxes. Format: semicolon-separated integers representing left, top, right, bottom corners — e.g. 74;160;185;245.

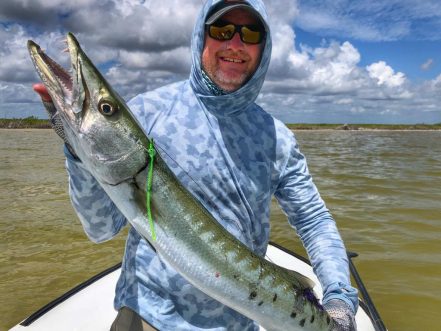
189;0;272;116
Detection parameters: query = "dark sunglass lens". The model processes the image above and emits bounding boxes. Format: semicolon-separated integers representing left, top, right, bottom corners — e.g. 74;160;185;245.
209;24;235;41
241;26;262;44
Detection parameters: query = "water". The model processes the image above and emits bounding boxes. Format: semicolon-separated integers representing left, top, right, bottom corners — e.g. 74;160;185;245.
1;129;440;330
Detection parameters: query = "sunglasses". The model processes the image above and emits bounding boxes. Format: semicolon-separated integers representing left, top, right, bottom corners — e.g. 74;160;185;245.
207;20;265;44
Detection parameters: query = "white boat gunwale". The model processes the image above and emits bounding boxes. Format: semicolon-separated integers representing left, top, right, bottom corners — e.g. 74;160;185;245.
19;262;122;327
269;241;386;331
14;242;386;331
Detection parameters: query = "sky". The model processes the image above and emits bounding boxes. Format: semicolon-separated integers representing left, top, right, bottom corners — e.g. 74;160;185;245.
0;0;440;124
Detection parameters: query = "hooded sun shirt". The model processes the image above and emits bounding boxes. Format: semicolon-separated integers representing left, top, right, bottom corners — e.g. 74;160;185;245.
65;1;358;330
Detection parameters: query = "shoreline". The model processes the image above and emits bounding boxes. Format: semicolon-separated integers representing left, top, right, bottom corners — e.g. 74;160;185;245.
2;128;440;133
1;118;440;131
0;118;51;129
286;124;441;131
0;128;52;131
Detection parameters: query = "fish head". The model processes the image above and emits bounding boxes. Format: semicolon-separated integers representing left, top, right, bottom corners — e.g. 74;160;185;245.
28;33;149;185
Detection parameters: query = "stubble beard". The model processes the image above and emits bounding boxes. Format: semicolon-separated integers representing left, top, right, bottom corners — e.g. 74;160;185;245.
211;68;249;92
202;54;252;92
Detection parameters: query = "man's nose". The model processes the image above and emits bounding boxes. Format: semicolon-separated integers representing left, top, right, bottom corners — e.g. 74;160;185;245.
225;31;244;50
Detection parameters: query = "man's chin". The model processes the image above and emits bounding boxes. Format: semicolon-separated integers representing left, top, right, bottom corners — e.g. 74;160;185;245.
214;71;248;92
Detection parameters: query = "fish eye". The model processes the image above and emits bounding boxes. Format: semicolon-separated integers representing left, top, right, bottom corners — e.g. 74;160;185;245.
98;99;117;116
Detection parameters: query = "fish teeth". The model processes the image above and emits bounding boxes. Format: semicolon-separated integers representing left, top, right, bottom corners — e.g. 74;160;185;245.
57;38;68;45
57;38;69;54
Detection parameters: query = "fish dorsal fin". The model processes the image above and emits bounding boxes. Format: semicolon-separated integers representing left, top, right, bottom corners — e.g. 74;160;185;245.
285;267;316;289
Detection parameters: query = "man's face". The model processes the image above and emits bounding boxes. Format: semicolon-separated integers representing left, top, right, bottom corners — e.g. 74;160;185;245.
202;8;263;92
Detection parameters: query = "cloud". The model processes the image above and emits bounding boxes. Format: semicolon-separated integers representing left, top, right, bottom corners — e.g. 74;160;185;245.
421;58;434;71
0;0;199;100
0;0;440;124
0;0;100;29
295;0;441;41
63;1;199;52
366;61;406;88
434;74;441;86
265;2;370;97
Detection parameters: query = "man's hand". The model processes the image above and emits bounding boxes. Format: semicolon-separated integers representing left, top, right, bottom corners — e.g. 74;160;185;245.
323;299;357;331
33;83;78;158
33;83;52;102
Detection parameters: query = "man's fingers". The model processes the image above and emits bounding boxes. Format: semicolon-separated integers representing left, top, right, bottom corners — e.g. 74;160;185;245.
33;83;57;118
32;83;52;102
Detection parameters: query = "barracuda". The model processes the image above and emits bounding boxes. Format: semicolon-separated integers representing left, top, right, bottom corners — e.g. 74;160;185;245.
27;33;337;331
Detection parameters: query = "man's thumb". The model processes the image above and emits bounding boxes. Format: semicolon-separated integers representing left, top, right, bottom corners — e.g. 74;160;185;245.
33;83;52;102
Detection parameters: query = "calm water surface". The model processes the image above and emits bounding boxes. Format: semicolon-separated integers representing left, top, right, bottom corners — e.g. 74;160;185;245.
1;129;440;330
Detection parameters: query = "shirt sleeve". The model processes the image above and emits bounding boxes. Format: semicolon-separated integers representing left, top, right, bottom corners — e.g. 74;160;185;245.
64;145;127;243
273;133;359;313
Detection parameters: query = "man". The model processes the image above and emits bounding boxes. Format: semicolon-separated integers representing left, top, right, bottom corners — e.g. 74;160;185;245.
34;1;358;330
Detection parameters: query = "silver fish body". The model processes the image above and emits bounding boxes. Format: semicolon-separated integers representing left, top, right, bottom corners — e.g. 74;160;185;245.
28;33;336;331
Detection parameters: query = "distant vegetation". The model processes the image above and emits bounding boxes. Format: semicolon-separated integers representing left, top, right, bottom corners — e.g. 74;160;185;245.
286;123;441;130
0;117;51;129
1;117;440;130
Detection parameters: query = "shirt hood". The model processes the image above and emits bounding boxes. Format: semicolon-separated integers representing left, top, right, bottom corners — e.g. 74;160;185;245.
190;0;272;116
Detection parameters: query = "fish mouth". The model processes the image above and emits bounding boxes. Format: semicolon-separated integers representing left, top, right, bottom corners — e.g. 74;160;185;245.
27;33;88;118
28;33;149;185
28;36;71;104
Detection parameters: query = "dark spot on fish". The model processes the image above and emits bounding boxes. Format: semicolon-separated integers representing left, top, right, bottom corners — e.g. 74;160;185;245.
299;318;306;327
310;315;315;323
327;316;331;325
215;272;220;278
273;293;277;302
249;291;257;300
290;311;297;319
233;274;239;279
258;301;263;306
